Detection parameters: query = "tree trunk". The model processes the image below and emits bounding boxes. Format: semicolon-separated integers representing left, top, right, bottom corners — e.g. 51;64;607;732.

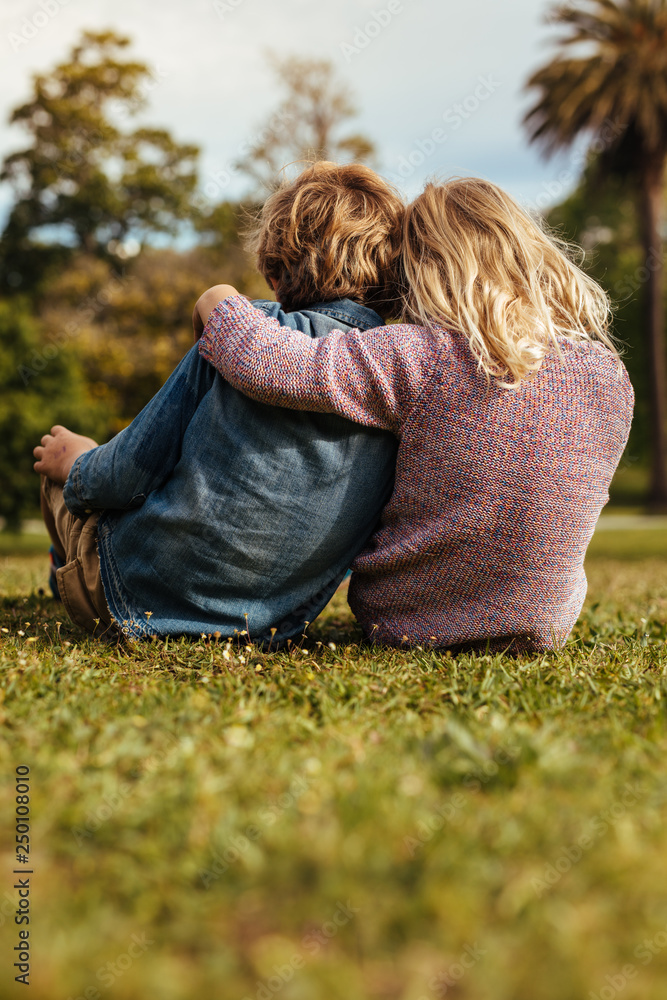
82;231;97;255
639;155;667;511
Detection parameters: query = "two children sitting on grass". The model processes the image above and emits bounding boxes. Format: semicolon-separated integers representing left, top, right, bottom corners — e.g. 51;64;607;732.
34;163;634;653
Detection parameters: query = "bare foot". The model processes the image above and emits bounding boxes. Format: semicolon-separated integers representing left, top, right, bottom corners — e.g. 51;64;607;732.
33;425;99;485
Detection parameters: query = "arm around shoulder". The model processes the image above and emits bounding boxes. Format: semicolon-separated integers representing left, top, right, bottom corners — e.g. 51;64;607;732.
198;295;435;434
193;284;241;340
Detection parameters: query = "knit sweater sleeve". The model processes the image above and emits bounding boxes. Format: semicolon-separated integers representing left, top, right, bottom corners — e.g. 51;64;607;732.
198;295;434;435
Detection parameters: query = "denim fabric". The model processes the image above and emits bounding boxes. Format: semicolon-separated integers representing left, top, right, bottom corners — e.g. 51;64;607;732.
63;299;398;642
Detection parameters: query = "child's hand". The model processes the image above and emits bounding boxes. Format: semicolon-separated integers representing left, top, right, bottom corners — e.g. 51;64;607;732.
193;284;240;341
33;425;99;485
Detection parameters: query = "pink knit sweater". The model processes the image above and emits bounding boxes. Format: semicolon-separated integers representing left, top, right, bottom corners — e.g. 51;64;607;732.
200;297;634;652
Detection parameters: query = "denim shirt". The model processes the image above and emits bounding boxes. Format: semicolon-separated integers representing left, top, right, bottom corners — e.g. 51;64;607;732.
63;299;398;642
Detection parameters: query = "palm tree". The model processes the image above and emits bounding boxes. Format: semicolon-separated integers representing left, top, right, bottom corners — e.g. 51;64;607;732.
524;0;667;510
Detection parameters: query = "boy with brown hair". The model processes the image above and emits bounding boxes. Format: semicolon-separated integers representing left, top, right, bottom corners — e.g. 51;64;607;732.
34;162;402;643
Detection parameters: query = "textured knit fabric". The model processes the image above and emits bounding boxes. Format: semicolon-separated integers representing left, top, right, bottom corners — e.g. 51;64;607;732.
199;296;634;652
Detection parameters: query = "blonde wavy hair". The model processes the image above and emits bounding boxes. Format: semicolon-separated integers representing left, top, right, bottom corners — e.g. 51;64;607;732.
400;178;619;386
247;161;404;317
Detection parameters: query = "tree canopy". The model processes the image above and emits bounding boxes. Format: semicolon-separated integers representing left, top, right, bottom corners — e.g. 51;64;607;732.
235;55;376;194
0;30;199;294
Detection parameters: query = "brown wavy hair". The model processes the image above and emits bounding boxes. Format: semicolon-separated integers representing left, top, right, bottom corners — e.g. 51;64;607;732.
247;161;404;318
400;178;620;387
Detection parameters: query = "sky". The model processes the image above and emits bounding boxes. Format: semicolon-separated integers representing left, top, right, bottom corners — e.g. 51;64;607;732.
0;0;581;230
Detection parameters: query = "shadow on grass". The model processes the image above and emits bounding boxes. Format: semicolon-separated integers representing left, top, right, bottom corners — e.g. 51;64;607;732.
1;528;666;652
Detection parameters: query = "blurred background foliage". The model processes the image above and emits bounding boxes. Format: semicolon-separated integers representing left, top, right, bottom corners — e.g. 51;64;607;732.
0;299;107;530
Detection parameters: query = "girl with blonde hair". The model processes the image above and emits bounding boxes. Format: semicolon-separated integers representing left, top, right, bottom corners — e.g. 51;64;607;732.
195;177;634;652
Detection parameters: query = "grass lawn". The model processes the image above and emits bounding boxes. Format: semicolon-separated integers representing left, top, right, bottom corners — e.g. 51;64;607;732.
1;532;667;1000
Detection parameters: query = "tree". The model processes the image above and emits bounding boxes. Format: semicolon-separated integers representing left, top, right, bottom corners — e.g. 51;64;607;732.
0;301;106;531
523;0;667;510
34;243;271;441
235;54;375;194
546;163;652;501
0;29;199;294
